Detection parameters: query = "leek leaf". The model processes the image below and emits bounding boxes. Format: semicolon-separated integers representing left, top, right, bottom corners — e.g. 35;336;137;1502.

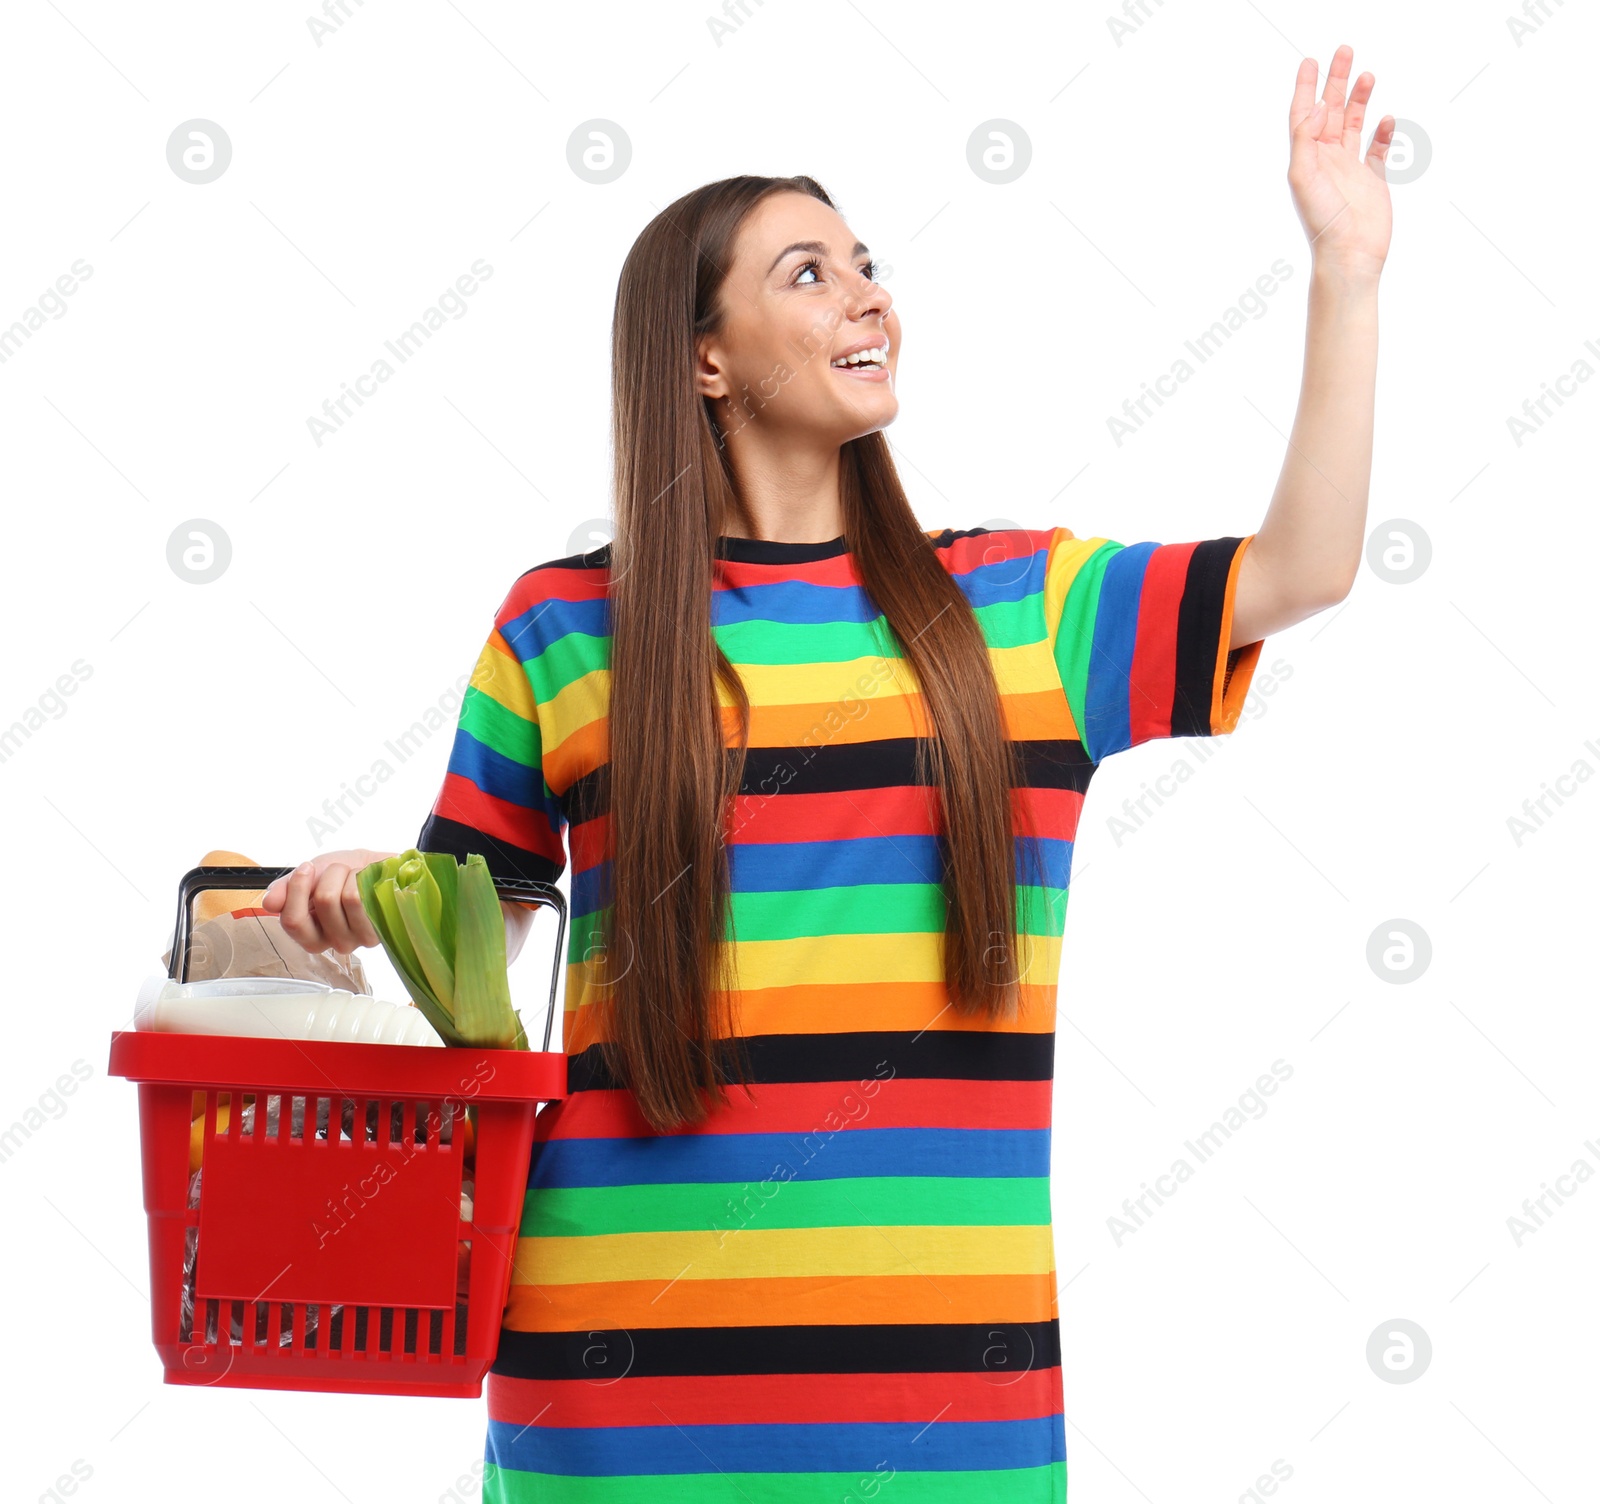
357;848;522;1051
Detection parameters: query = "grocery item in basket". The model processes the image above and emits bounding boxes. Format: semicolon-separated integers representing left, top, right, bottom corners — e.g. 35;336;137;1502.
358;850;526;1050
457;1182;474;1300
161;848;373;993
135;975;442;1046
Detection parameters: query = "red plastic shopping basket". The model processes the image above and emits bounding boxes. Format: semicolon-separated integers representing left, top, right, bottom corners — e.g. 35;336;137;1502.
107;864;568;1398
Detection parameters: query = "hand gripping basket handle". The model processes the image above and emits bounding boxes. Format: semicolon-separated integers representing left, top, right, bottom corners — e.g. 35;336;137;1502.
167;863;569;1054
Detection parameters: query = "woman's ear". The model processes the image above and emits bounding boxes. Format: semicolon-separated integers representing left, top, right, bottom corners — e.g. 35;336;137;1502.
695;335;727;402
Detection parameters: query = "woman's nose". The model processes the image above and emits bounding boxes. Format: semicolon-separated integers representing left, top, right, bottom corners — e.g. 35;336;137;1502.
849;276;890;322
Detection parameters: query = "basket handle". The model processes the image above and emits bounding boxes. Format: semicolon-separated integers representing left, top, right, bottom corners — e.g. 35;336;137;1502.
168;863;569;1054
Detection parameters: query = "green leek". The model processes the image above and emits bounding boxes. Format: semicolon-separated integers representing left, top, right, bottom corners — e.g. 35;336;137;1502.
357;847;526;1050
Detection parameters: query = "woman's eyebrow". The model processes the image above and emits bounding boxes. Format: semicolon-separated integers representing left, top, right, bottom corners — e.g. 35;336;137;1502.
765;239;871;275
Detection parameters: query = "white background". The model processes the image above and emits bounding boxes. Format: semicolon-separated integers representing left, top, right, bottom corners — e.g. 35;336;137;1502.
2;1;1595;1500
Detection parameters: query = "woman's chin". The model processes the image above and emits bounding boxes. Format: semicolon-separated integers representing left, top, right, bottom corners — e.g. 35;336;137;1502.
830;394;900;442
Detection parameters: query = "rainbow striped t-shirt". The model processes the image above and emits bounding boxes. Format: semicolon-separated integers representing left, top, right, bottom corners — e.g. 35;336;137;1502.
417;525;1262;1504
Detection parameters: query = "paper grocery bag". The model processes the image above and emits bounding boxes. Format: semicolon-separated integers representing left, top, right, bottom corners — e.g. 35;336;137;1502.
158;849;372;993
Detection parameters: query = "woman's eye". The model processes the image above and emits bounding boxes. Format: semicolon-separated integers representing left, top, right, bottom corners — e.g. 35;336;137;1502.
794;257;882;285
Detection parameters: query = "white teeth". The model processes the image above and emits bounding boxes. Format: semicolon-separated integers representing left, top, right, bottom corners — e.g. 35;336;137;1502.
833;345;889;368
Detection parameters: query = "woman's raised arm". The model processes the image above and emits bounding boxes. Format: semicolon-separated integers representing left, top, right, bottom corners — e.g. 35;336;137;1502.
1230;44;1394;649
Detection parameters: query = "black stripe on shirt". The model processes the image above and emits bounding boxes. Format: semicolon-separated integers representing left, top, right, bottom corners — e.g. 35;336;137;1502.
565;1028;1055;1094
561;735;1094;828
491;1317;1061;1380
1172;537;1247;739
416;812;564;887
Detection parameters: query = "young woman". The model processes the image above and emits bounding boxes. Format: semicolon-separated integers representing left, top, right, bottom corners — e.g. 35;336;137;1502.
265;45;1390;1504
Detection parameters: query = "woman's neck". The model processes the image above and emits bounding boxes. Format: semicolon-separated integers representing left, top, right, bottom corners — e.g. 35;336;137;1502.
721;437;845;542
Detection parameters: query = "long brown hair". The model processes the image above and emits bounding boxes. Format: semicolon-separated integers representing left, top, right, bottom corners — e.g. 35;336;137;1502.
603;174;1045;1133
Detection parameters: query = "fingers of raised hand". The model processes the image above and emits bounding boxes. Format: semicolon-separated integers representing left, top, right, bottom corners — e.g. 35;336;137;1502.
1318;44;1355;142
1342;71;1376;152
1289;55;1320;134
1365;115;1397;175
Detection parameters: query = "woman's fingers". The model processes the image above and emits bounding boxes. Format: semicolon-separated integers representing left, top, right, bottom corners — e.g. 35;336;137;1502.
311;862;363;955
1342;71;1375;154
272;861;326;951
261;849;394;954
263;853;385;955
1288;55;1320;138
1319;44;1355;142
1365;115;1396;176
341;869;381;949
1288;57;1327;185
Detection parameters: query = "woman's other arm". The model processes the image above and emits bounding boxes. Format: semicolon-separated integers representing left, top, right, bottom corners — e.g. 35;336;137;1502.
261;850;535;964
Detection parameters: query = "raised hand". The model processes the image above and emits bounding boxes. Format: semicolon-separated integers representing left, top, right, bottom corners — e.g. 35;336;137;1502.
1287;45;1394;278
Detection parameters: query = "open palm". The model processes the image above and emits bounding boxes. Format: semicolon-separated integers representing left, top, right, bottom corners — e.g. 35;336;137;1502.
1288;45;1394;276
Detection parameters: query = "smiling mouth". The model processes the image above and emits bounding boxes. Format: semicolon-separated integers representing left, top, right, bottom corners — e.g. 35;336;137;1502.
830;343;890;370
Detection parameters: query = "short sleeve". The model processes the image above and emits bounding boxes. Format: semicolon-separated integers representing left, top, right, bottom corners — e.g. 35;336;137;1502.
417;571;569;887
1045;529;1264;766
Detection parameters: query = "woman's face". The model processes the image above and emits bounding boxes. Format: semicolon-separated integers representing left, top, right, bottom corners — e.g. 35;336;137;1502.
696;191;900;449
